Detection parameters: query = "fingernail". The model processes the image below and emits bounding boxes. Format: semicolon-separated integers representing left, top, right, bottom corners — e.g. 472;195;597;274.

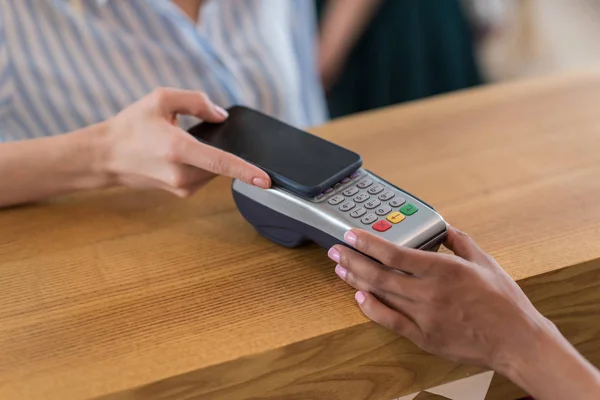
252;177;270;188
355;291;366;305
335;264;347;280
214;105;229;118
344;230;358;246
328;247;340;262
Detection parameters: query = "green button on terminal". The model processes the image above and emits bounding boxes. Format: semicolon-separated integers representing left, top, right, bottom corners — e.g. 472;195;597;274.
400;203;418;216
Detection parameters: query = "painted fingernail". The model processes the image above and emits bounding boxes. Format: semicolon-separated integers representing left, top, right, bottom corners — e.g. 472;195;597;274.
335;264;347;280
328;247;340;262
252;178;270;188
214;105;229;118
344;230;358;246
355;291;366;305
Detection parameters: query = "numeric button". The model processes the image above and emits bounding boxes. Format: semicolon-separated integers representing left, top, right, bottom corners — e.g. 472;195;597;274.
339;201;356;212
342;187;359;197
367;184;384;195
375;205;392;216
353;193;370;203
378;190;395;201
350;207;367;218
357;178;373;189
365;199;381;209
389;197;406;208
328;195;344;205
361;213;378;225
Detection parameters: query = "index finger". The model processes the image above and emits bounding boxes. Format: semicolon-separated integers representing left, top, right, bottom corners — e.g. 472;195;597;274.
343;229;437;276
178;136;271;188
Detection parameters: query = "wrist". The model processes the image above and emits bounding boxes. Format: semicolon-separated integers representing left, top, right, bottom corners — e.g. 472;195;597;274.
495;317;600;399
491;314;560;381
71;121;115;190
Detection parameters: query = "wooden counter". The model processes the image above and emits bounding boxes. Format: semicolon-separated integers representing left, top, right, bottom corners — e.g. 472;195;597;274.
2;67;600;400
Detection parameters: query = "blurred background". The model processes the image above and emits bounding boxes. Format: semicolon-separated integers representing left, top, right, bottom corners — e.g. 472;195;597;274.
4;0;600;141
315;0;600;118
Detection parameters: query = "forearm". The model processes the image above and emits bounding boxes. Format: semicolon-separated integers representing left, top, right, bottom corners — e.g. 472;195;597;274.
0;123;112;208
318;0;384;67
499;325;600;400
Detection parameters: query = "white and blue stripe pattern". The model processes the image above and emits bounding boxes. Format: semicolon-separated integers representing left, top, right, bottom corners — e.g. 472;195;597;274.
0;0;328;142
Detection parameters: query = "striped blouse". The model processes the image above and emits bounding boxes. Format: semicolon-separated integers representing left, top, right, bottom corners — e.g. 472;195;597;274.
0;0;328;142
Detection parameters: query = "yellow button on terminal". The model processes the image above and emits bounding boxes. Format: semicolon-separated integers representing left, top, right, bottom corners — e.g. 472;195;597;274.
387;212;405;224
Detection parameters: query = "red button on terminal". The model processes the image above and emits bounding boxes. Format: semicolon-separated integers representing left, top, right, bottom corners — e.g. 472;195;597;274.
372;220;392;232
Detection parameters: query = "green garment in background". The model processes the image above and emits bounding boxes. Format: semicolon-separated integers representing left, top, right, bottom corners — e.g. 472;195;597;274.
315;0;482;118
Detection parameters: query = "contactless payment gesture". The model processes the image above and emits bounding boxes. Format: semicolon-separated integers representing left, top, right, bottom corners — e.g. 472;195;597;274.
188;107;447;250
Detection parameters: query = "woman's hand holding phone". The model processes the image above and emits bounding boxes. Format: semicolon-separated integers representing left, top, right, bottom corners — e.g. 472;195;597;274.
100;88;271;197
0;88;271;208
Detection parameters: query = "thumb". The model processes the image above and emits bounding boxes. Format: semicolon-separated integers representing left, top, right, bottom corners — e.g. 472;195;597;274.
150;88;229;123
443;226;492;265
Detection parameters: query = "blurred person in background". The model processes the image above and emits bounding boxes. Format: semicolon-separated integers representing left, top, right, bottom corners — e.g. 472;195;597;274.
0;0;324;206
315;0;482;118
0;0;327;142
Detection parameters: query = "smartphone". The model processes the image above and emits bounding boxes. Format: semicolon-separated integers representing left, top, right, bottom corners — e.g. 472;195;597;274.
187;106;362;197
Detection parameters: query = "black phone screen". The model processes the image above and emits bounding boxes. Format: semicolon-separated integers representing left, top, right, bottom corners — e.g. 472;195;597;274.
187;106;362;196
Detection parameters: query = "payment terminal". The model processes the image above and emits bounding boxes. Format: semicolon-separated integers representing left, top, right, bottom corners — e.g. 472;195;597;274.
231;170;448;251
188;106;448;251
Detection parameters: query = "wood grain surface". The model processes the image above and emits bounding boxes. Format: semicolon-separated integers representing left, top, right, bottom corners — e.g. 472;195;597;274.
1;66;600;400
